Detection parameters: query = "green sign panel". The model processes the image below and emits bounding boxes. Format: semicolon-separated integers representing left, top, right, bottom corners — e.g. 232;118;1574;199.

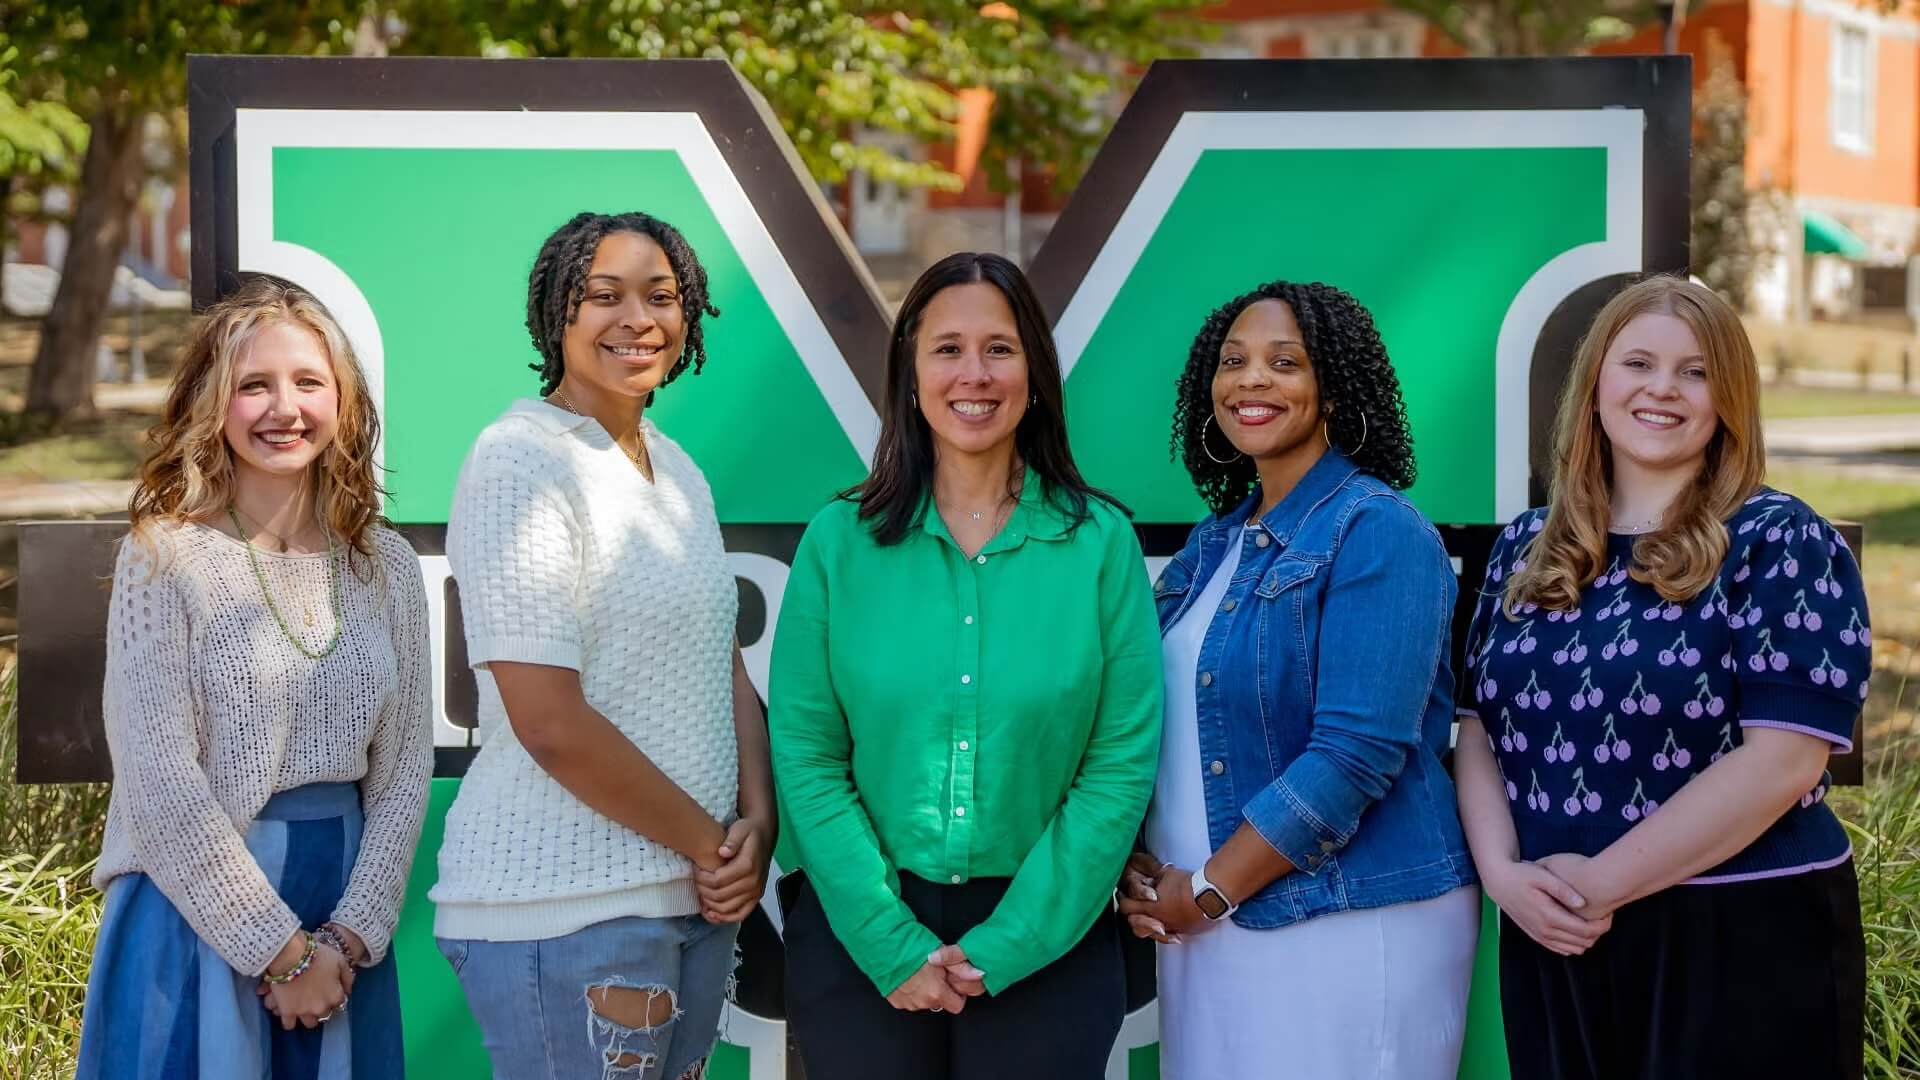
177;53;1693;1080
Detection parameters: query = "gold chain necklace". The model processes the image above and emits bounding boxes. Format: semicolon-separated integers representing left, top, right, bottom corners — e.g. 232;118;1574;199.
550;390;650;477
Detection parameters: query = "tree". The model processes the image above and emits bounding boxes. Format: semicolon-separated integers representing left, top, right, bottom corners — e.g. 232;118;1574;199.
4;2;354;422
1691;35;1751;308
370;0;1208;193
0;41;86;273
7;1;1204;423
1386;0;1664;56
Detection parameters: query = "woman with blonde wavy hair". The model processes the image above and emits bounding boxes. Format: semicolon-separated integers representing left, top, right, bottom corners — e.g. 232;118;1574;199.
77;276;432;1079
1452;275;1870;1079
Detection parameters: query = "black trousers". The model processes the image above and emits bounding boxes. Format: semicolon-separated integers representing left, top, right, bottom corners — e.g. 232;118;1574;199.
782;871;1125;1080
1500;860;1865;1080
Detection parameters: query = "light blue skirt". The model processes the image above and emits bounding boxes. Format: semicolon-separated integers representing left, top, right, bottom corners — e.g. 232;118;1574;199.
76;782;404;1080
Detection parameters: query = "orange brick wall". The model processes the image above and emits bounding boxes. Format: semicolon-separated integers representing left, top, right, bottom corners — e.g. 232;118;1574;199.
1796;6;1917;207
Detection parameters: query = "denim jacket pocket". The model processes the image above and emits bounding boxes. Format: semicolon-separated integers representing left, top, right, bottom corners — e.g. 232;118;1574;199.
1253;556;1321;599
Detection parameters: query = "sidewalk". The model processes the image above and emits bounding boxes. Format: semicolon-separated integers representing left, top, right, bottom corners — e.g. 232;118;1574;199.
0;480;132;519
1763;414;1920;454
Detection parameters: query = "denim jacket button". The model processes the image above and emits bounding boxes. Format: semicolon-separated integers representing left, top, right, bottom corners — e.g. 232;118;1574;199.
1199;672;1214;687
1307;854;1322;868
1319;840;1336;853
1222;599;1237;612
1254;533;1271;548
1209;760;1225;776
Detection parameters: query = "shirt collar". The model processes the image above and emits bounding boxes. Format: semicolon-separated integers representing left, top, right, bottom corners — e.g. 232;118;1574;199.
509;397;655;444
1224;449;1361;548
509;397;596;436
919;467;1073;552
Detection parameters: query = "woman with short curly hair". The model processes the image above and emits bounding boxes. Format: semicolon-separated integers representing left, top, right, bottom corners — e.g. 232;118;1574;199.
431;211;774;1080
1117;280;1479;1078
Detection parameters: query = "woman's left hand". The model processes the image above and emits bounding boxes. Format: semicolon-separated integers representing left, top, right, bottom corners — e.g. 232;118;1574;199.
695;815;774;923
1535;852;1623;920
1117;864;1212;943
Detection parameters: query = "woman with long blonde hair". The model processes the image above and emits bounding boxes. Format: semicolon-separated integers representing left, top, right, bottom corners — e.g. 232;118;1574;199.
77;276;433;1079
1453;275;1870;1078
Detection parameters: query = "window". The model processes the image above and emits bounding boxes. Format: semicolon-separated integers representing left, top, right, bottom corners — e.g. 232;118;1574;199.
1309;23;1420;59
1830;23;1873;153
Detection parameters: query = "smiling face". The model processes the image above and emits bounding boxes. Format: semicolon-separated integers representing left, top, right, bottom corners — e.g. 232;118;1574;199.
913;281;1031;460
222;320;341;480
1212;298;1323;464
1595;312;1718;476
560;231;686;401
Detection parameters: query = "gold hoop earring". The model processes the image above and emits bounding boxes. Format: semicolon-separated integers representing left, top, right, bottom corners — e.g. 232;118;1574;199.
1202;414;1244;465
1323;412;1368;455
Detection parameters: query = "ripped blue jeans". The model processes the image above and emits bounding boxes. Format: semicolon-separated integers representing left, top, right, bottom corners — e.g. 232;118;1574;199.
439;915;738;1080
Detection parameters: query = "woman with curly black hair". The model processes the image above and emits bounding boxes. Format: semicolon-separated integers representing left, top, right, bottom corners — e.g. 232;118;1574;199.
431;212;774;1079
1117;281;1479;1077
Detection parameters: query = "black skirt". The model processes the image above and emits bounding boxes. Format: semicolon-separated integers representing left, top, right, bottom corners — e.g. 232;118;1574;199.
1500;859;1865;1080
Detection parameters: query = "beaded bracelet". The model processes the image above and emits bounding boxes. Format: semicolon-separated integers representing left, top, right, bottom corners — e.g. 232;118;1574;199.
313;924;361;967
263;931;317;985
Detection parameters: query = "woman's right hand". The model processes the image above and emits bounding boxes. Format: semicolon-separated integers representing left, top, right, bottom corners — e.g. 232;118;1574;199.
1484;859;1613;957
261;934;354;1029
886;961;966;1014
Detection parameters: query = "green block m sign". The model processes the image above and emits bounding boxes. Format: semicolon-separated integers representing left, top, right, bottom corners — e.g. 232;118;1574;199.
17;55;1696;1080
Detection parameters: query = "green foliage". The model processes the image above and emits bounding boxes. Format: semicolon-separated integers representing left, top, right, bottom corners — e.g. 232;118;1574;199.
1386;0;1660;55
1836;737;1920;1079
1691;36;1752;309
366;0;1210;191
1;661;107;1080
0;45;85;183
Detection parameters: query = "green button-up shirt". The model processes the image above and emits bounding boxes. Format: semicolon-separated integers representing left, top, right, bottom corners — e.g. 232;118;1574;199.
769;476;1162;996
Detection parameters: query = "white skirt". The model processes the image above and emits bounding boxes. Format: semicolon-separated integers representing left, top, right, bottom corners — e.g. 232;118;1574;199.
1155;884;1480;1080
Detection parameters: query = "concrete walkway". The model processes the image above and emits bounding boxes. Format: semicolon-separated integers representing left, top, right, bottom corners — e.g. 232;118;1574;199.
1764;413;1920;454
0;480;132;519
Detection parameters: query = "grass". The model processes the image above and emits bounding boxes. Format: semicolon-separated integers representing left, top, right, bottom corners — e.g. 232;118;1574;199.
1764;386;1920;421
1835;739;1920;1078
0;662;108;1080
0;416;146;486
1769;463;1920;750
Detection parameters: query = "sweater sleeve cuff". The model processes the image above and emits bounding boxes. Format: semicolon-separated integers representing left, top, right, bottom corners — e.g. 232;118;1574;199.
325;906;391;967
1740;682;1859;750
468;635;582;672
237;908;307;979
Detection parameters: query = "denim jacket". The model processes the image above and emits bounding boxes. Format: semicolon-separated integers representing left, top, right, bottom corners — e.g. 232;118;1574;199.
1153;451;1475;928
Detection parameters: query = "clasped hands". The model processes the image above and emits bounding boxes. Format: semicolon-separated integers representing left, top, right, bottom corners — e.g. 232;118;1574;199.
1485;852;1618;957
1118;849;1620;957
1116;852;1214;944
693;815;775;925
256;924;362;1030
887;945;988;1014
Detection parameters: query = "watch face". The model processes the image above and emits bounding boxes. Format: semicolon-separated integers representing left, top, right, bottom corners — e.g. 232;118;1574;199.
1195;888;1231;920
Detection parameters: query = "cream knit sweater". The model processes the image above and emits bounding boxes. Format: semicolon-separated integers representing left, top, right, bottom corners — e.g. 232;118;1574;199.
431;400;739;942
93;520;434;977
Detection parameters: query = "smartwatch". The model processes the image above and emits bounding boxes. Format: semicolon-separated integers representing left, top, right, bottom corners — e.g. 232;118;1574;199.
1190;864;1238;921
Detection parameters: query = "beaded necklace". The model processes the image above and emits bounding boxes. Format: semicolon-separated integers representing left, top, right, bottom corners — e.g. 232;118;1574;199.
226;507;343;660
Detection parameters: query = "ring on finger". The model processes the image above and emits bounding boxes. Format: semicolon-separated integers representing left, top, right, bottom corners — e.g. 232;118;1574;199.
319;998;349;1023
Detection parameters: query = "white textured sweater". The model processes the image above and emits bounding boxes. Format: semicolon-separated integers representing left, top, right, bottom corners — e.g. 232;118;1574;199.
431;400;739;941
94;520;434;977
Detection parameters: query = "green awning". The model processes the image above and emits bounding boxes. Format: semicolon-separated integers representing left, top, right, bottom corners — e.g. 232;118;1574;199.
1804;209;1870;258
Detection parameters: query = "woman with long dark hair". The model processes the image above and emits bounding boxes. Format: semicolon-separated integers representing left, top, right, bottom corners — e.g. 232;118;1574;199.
769;252;1162;1079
